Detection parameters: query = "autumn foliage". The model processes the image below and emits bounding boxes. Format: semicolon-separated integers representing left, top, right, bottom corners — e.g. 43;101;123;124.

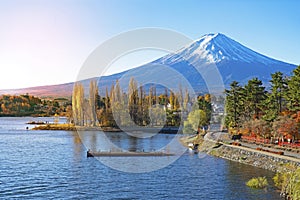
225;65;300;143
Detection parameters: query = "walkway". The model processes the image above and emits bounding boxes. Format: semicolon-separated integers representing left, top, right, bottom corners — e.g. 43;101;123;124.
204;131;300;162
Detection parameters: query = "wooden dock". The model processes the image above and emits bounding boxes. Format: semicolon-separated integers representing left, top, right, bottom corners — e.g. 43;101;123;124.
87;151;174;157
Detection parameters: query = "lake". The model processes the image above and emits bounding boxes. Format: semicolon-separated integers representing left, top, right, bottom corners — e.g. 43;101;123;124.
0;117;280;199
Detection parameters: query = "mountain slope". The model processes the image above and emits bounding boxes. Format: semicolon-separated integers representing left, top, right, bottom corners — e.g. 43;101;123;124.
112;33;295;94
0;33;296;97
0;82;74;98
154;33;295;86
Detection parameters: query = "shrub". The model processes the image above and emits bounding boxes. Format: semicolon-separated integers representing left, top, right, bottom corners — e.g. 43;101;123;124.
273;166;300;200
246;176;268;189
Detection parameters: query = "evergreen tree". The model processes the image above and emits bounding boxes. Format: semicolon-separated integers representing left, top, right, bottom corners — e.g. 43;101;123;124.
263;72;287;121
198;94;212;125
243;78;266;120
286;65;300;112
225;81;244;128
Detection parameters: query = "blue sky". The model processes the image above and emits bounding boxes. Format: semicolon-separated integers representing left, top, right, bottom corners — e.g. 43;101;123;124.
0;0;299;89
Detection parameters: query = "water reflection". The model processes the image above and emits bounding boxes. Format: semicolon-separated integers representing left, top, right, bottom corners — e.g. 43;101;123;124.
0;118;281;199
77;131;179;152
72;131;83;159
76;131;187;173
128;135;138;152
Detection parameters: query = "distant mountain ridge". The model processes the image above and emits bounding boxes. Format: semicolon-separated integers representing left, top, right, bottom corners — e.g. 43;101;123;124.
0;33;296;97
0;82;74;98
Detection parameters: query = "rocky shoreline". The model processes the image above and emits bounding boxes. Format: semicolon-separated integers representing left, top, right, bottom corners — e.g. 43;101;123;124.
209;144;300;172
181;133;300;173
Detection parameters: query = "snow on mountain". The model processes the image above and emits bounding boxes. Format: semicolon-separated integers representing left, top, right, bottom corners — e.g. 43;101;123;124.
159;33;289;66
151;33;296;90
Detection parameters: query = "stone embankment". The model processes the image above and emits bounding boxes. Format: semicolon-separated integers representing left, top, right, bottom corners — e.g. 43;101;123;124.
209;144;300;172
181;132;300;173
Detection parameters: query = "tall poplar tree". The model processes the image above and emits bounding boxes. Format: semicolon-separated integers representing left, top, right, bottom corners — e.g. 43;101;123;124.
128;77;139;124
89;80;97;126
72;82;84;126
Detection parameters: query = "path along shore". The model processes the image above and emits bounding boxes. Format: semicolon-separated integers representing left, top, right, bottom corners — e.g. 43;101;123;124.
181;132;300;173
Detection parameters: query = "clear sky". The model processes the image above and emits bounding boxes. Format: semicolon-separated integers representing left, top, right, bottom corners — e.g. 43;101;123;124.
0;0;299;89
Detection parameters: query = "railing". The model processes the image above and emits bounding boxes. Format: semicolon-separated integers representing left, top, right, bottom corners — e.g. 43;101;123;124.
241;136;300;148
278;142;300;148
242;136;269;144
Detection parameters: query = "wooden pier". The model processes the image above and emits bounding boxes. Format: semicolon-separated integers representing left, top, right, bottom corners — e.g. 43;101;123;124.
87;150;174;157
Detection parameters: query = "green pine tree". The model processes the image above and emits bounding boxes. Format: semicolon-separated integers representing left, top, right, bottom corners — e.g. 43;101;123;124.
225;81;244;128
243;78;266;120
286;65;300;112
263;72;288;121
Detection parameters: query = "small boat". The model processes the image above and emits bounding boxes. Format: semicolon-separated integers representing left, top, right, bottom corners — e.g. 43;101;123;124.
188;143;199;154
188;143;194;150
87;150;174;157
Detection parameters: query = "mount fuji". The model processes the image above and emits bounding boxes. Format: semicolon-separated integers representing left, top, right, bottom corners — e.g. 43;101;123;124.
0;33;296;97
104;33;296;94
161;33;289;66
151;33;295;89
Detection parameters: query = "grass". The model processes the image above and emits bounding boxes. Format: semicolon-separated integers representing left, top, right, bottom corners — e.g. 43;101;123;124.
209;149;220;156
32;124;105;131
273;165;300;200
32;124;76;131
246;177;268;189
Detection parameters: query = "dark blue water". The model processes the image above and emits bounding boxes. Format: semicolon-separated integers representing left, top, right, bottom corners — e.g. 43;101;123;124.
0;117;280;199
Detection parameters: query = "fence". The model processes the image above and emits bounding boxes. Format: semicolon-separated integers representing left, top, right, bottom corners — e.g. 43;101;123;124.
241;135;300;148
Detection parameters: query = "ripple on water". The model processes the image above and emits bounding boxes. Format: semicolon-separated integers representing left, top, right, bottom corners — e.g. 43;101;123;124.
0;118;280;199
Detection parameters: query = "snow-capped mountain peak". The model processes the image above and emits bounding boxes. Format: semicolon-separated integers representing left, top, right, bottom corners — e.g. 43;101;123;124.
159;33;287;66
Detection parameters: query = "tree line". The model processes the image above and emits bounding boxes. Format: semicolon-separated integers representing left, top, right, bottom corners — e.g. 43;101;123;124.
225;65;300;142
0;78;213;133
0;94;71;117
71;77;212;132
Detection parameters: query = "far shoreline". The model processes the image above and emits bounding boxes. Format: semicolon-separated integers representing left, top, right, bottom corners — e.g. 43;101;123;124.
31;123;182;133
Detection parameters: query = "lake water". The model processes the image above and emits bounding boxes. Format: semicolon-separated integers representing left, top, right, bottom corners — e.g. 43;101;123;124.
0;117;280;199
